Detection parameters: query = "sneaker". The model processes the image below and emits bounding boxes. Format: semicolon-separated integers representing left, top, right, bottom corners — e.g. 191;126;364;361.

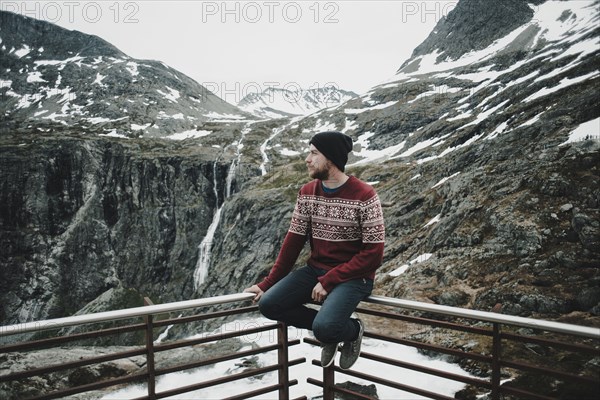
321;342;338;368
339;319;364;370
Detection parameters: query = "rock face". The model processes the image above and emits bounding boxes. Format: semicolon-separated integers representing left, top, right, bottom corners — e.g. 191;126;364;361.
0;132;241;336
401;0;537;67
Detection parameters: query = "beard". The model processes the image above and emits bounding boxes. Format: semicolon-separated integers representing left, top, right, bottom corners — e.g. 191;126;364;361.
309;160;333;180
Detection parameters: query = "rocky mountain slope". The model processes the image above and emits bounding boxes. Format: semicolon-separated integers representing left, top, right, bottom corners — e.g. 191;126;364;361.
237;86;358;119
1;0;599;342
0;11;253;137
222;0;600;319
1;0;599;398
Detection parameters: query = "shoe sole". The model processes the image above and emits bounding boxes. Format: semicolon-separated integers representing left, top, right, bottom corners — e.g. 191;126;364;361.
321;344;338;368
340;320;364;370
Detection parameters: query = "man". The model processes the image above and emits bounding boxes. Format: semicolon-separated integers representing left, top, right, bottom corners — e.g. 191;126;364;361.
244;131;385;369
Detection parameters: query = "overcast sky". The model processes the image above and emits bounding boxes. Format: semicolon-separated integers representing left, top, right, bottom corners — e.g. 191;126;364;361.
10;1;458;101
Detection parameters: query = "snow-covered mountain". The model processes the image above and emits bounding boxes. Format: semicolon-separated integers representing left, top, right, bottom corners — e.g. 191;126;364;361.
255;0;600;333
266;0;599;164
0;11;253;137
237;86;357;119
2;1;600;398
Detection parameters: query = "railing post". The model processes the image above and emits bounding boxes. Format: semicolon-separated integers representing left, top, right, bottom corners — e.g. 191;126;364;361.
144;297;156;400
323;361;335;400
491;322;501;400
277;322;290;399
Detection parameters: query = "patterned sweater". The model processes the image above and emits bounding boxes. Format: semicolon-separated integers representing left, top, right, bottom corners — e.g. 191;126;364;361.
258;176;385;293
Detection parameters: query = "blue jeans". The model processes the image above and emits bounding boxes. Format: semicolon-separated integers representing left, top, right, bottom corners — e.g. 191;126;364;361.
258;265;373;344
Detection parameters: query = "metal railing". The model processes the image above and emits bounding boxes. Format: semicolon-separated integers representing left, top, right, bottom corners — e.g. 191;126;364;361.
307;295;600;400
0;293;305;400
1;293;599;400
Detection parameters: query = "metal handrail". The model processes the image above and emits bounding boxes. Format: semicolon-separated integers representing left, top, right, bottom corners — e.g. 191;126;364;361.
0;292;256;337
306;296;599;400
0;292;302;400
2;293;598;339
366;295;600;339
1;292;599;400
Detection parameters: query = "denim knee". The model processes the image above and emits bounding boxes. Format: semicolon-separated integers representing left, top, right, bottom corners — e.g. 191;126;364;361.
258;295;280;321
312;318;344;344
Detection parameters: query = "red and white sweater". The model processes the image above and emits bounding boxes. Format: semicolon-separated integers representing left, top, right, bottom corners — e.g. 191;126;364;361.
258;176;385;293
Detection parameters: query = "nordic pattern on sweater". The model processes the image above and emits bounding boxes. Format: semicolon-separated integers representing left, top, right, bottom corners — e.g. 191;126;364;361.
289;194;385;243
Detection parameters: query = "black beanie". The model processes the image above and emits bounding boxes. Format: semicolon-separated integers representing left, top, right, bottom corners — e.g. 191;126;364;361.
309;131;353;172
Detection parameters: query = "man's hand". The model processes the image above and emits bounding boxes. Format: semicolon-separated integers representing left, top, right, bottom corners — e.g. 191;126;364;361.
312;282;328;303
244;285;264;303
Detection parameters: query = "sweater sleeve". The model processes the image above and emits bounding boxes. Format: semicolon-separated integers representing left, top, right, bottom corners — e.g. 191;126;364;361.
257;193;309;291
257;231;306;291
318;193;385;292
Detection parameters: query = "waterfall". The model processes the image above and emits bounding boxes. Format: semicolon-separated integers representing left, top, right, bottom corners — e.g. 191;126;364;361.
259;126;284;176
193;126;250;291
192;205;223;289
225;158;237;198
154;313;182;344
193;160;223;290
259;117;301;175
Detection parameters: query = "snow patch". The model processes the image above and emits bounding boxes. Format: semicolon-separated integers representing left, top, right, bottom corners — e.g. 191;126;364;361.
389;253;434;277
524;71;599;103
93;73;106;86
167;130;212;140
157;111;184;120
14;45;31;58
126;61;139;77
280;148;300;156
87;117;112;124
27;71;46;83
406;0;597;78
310;119;337;133
463;100;510;128
87;116;128;125
157;86;180;103
559;118;600;146
530;0;599;43
100;130;129;139
505;71;540;89
447;112;472;122
344;100;397;114
408;85;462;104
486;121;509;140
392;137;442;159
432;172;461;189
342;118;358;133
205;112;247;121
349;131;406;166
424;214;441;227
131;123;151;131
518;114;542;128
